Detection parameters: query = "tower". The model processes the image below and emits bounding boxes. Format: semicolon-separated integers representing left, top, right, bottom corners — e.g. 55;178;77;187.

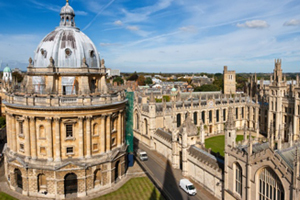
225;107;236;148
223;66;236;95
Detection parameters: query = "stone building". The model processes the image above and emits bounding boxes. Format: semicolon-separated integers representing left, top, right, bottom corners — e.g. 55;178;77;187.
3;1;127;199
223;66;236;95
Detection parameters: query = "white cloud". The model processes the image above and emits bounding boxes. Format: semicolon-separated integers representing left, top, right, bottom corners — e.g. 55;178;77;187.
126;26;139;31
237;20;269;28
114;20;123;26
283;19;300;26
100;43;121;47
179;26;197;33
76;11;88;16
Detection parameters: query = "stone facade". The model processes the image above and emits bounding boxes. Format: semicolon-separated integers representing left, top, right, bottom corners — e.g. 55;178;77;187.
3;1;127;199
223;66;236;95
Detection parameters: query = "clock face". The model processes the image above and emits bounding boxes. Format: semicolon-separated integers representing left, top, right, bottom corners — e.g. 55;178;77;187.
208;100;214;108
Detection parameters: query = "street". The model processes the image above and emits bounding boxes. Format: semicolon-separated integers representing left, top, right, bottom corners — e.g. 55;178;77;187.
136;142;215;200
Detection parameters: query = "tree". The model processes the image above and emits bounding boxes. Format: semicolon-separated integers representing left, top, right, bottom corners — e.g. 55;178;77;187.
127;71;138;81
137;75;145;85
194;84;220;92
113;77;124;85
12;72;24;83
145;77;153;85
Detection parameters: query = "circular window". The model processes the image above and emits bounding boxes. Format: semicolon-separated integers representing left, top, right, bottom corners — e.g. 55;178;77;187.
65;48;72;57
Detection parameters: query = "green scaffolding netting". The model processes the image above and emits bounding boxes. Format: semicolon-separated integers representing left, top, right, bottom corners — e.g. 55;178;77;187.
125;91;134;153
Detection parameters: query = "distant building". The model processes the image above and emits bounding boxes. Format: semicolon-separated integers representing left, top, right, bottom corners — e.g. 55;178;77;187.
223;66;236;95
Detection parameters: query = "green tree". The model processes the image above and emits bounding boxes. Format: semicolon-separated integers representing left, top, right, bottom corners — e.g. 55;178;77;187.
12;72;23;83
145;77;153;85
137;75;145;86
113;77;124;85
127;71;138;81
0;116;6;128
194;84;220;92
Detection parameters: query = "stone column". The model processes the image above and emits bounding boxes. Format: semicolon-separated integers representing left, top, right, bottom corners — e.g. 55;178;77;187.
11;114;17;152
100;116;106;152
5;113;11;150
24;116;31;160
29;116;37;160
86;116;92;158
54;117;61;161
106;115;111;152
78;116;84;158
46;117;53;161
117;112;122;146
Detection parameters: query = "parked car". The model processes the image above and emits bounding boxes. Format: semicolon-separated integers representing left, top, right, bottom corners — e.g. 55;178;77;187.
179;178;197;196
137;150;148;161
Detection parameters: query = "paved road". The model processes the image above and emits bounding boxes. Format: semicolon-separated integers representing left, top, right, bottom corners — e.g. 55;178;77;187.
136;143;203;200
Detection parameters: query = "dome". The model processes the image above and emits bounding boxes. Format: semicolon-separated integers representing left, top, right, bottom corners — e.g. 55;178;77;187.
3;65;11;73
171;87;177;92
33;1;100;68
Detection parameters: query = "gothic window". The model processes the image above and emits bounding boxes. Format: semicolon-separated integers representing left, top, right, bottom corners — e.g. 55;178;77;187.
235;164;242;196
144;119;148;135
193;112;197;125
242;107;244;119
223;109;226;121
66;124;73;138
216;110;219;122
177;114;181;127
236;108;238;119
38;174;47;192
259;167;284;200
136;113;139;130
209;110;212;123
202;111;206;123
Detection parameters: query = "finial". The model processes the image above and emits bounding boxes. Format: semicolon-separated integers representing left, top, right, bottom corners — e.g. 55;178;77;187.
66;0;69;4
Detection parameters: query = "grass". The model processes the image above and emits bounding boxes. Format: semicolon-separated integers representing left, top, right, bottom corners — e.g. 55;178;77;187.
0;192;18;200
205;135;244;157
93;177;165;200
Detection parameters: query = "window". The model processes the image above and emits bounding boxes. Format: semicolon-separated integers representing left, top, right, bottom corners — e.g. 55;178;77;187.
177;114;181;127
136;114;139;129
223;109;226;121
19;143;24;152
209;110;212;123
66;147;73;154
65;48;72;57
235;164;242;196
93;143;98;151
62;77;76;95
66;124;73;138
193;112;197;125
38;174;47;192
202;111;205;123
236;108;238;119
216;110;219;122
144;119;148;135
242;107;244;119
40;147;46;155
93;124;99;136
39;125;45;138
111;137;116;146
19;122;23;135
259;167;284;200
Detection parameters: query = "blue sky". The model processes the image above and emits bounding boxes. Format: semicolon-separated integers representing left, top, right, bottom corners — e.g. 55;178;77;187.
0;0;299;73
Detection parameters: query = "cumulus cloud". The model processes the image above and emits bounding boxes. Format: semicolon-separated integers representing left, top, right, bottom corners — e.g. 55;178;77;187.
237;20;269;28
179;26;197;33
126;26;139;31
114;20;123;26
283;19;300;26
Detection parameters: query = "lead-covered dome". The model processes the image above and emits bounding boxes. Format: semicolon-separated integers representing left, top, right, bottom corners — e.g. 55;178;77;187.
33;1;100;68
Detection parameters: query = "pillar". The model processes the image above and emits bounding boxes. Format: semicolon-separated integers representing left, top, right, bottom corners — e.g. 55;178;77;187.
29;116;37;160
11;114;17;152
24;116;31;160
6;113;11;150
100;115;106;152
54;117;61;161
117;112;121;146
106;115;111;152
86;116;92;158
46;117;53;161
78;116;84;158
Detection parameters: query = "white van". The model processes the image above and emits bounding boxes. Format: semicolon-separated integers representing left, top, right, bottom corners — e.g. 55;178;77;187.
179;179;197;196
138;150;148;161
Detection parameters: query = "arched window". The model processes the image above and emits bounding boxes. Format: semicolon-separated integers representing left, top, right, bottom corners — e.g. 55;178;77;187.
39;125;45;138
93;124;98;136
94;169;102;187
136;113;139;130
38;174;47;192
235;163;242;196
193;112;197;125
15;168;22;189
177;114;181;127
144;119;148;135
258;167;284;200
